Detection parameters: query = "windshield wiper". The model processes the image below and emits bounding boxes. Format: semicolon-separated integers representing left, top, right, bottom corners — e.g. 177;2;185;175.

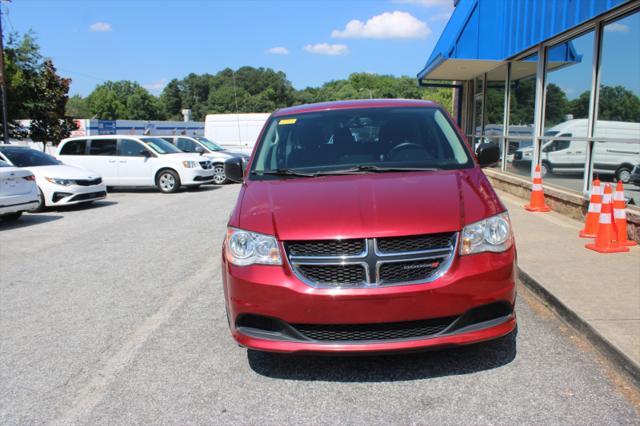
252;168;318;177
314;165;439;175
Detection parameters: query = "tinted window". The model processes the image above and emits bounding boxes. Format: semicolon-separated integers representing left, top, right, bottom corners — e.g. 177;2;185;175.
119;139;146;157
194;137;223;151
0;148;61;167
0;159;10;167
89;139;117;156
176;138;198;152
139;137;182;154
251;107;472;178
60;139;87;155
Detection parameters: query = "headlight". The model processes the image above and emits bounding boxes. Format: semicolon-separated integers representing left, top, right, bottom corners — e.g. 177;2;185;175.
182;161;199;168
45;177;75;186
460;212;513;255
225;227;282;266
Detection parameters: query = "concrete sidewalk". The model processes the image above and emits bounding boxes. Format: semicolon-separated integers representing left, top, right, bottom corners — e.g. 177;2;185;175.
499;190;640;383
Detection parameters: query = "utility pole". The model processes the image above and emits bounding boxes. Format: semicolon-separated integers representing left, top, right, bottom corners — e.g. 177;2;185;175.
0;1;9;144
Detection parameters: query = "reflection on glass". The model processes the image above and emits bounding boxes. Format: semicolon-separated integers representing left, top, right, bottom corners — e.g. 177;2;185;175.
509;53;537;130
597;12;640;205
544;31;594;129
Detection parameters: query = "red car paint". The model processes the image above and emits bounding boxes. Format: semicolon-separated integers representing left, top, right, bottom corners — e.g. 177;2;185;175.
222;99;516;354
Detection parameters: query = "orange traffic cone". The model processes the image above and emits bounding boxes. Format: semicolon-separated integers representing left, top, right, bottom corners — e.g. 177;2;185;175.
524;164;551;212
585;184;629;253
579;178;602;238
613;181;637;247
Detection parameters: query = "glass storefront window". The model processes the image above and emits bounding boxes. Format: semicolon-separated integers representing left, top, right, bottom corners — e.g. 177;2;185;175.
596;12;640;205
485;64;508;169
507;53;537;178
539;30;595;195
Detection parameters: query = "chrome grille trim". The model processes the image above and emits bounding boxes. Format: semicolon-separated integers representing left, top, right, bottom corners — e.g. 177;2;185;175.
285;233;458;289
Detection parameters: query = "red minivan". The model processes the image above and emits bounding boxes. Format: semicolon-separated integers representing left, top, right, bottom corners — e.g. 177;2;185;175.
222;99;516;354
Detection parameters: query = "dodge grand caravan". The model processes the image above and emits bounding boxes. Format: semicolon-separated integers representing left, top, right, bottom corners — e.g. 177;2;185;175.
222;99;516;354
57;136;215;193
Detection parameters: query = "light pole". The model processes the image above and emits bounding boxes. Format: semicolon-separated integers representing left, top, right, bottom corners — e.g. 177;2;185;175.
0;1;10;144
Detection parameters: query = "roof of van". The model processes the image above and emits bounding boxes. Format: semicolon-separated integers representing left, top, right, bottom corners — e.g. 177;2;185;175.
272;99;439;117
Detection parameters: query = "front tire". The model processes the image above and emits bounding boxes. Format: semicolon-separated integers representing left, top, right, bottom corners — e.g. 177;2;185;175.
212;164;228;185
540;162;552;177
615;166;632;184
0;212;23;222
156;169;181;193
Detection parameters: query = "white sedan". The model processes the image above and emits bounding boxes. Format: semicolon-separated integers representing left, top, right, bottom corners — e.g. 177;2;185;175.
0;145;107;210
0;159;40;221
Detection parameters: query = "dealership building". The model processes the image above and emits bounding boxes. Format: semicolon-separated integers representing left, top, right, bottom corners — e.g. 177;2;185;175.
419;0;640;204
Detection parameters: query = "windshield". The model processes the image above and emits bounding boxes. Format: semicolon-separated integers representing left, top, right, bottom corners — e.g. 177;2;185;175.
140;137;182;154
195;137;224;151
0;147;61;167
250;107;472;178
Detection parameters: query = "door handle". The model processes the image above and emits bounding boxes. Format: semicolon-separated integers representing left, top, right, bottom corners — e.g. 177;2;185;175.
119;160;127;163
575;151;584;154
108;160;116;163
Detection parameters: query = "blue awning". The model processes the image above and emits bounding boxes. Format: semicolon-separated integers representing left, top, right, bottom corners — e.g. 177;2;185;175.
418;0;625;82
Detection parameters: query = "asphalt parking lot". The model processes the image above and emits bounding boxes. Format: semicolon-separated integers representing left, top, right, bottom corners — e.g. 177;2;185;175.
1;185;639;425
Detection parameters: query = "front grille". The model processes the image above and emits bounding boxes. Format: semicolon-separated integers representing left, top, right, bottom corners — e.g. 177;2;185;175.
286;239;365;257
292;317;454;342
69;191;107;202
297;264;366;286
75;177;102;186
379;258;445;284
376;233;454;254
513;151;523;160
200;161;212;169
286;233;457;288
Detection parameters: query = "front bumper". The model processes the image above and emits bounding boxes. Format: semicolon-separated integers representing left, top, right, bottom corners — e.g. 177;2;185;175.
222;247;517;354
44;183;108;206
180;168;215;185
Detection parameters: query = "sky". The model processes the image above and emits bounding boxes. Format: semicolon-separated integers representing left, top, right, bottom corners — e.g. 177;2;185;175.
4;0;455;96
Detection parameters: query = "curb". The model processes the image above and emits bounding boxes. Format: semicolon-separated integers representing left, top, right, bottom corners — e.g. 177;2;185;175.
518;267;640;389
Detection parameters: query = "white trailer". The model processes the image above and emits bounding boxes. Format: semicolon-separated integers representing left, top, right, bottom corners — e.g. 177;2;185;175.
204;113;270;155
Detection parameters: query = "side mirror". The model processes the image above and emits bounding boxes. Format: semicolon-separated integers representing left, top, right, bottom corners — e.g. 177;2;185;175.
476;142;500;168
224;157;244;183
195;146;205;154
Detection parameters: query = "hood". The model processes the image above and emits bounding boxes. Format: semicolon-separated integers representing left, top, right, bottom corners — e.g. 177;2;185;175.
203;151;235;161
234;168;504;241
165;153;211;162
27;164;101;179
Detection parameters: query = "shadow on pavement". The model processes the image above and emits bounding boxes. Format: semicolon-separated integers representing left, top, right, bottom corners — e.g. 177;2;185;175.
0;214;63;230
51;200;118;212
248;328;517;382
108;185;221;194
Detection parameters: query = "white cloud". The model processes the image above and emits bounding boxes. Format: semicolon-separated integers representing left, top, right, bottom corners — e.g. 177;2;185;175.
303;43;349;56
605;22;629;32
89;22;112;32
142;78;167;94
331;11;430;39
265;46;289;55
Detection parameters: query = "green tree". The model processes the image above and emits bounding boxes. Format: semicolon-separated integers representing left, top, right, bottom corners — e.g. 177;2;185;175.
66;94;91;118
29;60;77;148
1;32;42;138
87;80;160;120
570;85;640;122
159;79;182;120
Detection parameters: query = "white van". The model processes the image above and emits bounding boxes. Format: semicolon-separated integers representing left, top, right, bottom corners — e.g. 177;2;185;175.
513;119;640;182
57;135;215;193
204;113;270;155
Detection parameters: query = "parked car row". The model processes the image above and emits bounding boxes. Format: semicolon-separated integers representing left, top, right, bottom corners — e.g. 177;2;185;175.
0;135;246;222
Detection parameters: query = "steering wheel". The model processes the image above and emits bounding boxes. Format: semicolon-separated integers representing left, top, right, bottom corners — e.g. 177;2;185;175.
387;142;429;160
